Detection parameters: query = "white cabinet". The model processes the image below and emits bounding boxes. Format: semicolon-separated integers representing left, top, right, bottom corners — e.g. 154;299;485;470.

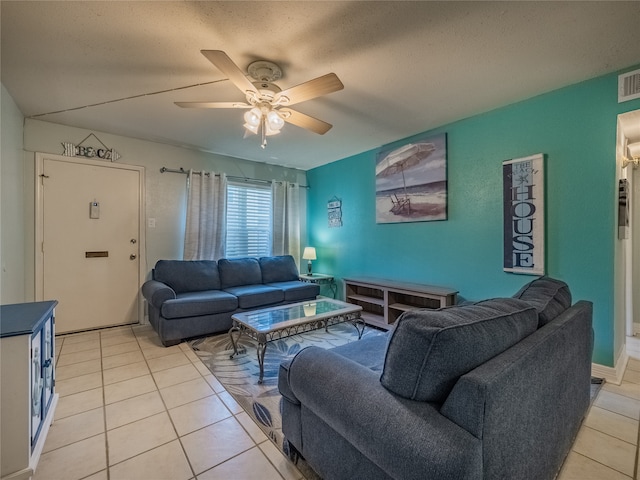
1;301;58;480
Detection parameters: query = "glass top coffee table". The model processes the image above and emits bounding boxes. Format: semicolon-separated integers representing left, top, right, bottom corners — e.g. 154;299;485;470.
229;298;364;383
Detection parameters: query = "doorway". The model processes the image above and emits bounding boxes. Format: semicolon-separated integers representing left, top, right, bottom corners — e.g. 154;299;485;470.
617;110;640;355
35;153;145;334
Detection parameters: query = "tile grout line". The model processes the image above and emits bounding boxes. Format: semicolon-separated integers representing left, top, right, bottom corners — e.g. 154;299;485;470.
184;339;296;480
634;403;640;480
134;330;199;480
99;329;110;480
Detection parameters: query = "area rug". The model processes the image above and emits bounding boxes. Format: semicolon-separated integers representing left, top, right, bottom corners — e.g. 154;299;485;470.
188;322;385;478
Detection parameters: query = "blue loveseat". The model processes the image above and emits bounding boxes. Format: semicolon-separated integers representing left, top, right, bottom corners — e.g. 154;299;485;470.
279;277;593;480
142;255;319;346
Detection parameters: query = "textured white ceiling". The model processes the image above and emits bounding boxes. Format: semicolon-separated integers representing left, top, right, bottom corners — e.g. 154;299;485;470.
2;1;640;170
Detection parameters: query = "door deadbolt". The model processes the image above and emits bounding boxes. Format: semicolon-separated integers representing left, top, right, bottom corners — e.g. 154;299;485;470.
130;254;137;260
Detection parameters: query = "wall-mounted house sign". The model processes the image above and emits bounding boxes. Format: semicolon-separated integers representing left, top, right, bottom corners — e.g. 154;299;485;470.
502;153;545;275
62;133;121;161
327;197;342;228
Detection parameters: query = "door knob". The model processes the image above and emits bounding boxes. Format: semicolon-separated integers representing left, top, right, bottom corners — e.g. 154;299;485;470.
130;239;137;244
130;254;137;260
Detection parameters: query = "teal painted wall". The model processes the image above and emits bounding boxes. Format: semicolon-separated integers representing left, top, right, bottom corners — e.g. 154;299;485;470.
306;69;640;367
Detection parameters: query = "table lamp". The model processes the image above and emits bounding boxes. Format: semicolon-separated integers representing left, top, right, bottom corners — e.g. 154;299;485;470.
302;247;317;275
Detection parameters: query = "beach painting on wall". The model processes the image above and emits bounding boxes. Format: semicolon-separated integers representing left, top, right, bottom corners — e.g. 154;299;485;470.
375;133;447;223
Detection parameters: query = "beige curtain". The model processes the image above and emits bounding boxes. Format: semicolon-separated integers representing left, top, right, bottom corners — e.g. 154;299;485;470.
183;170;227;260
271;181;300;262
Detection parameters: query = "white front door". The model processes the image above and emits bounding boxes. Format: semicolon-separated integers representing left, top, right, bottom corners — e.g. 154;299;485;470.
36;154;144;334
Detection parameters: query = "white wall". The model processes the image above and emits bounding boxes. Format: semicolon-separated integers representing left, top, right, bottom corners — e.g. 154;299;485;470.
1;84;26;303
21;118;308;301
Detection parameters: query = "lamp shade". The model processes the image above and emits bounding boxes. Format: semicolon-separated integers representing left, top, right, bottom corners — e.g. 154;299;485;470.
302;247;317;260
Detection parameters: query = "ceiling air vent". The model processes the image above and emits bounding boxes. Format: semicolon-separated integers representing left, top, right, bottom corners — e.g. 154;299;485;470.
618;68;640;103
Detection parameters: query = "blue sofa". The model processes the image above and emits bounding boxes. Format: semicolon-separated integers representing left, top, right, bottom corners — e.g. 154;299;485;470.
279;277;593;480
142;256;320;346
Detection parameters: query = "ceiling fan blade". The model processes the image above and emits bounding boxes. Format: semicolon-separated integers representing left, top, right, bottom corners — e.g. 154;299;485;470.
275;73;344;106
280;108;333;135
200;50;258;96
175;101;251;109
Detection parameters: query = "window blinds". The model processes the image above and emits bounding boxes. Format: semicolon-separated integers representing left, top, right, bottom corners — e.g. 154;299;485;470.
225;182;272;258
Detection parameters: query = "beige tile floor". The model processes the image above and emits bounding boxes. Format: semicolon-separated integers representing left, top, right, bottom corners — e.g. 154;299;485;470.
35;324;639;480
36;324;302;480
557;357;640;480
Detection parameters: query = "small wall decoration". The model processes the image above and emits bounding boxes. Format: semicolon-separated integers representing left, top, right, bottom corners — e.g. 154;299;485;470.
618;178;629;239
375;132;447;223
327;196;342;228
503;153;545;275
62;133;121;161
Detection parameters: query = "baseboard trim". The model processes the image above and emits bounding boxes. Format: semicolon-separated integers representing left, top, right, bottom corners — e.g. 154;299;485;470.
592;349;629;385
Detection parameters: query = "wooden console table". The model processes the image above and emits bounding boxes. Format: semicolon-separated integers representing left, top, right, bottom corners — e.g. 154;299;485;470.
343;277;458;330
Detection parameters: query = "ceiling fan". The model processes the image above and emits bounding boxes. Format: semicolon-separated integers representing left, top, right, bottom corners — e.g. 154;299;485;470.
175;50;344;148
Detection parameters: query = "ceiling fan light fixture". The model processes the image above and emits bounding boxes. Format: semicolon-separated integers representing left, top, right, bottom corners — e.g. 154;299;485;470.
265;124;282;136
267;110;285;131
244;107;262;127
176;51;343;149
243;122;259;134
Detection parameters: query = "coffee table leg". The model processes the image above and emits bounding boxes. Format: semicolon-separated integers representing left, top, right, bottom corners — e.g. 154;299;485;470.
352;314;365;339
228;325;245;358
257;341;267;384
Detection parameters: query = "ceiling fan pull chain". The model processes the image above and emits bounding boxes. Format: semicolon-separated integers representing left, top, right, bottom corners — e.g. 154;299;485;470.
261;116;267;149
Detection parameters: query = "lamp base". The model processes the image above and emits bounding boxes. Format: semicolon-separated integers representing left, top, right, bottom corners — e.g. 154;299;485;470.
307;261;312;276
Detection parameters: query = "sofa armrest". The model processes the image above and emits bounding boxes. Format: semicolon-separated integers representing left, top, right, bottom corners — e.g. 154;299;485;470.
285;346;481;480
440;300;593;480
141;280;176;308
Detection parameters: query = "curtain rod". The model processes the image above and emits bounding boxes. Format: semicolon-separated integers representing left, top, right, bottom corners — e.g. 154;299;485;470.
159;167;309;189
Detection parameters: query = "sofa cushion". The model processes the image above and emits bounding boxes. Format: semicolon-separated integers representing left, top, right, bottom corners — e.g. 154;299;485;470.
330;333;390;373
260;255;300;283
512;276;572;327
154;260;220;293
218;258;263;288
265;281;320;302
223;284;284;309
380;298;538;403
160;290;238;319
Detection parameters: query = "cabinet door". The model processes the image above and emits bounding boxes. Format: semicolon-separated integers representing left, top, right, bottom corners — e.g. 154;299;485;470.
42;316;54;411
30;330;43;444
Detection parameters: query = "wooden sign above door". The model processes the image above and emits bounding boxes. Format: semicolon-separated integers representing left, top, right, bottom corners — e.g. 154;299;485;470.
61;133;121;162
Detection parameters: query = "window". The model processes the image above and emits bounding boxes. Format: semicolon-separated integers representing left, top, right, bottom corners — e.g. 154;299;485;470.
225;182;272;258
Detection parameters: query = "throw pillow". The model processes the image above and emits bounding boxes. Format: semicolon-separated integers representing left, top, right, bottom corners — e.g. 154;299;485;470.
512;276;572;327
218;257;263;288
259;255;299;283
380;298;538;403
154;260;220;293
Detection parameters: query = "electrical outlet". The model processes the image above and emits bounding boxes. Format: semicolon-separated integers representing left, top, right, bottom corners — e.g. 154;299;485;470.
148;218;156;228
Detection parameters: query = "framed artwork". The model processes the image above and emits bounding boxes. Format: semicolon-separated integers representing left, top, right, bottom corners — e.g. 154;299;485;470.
502;153;545;275
375;133;447;223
